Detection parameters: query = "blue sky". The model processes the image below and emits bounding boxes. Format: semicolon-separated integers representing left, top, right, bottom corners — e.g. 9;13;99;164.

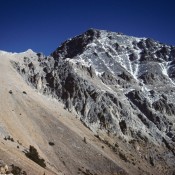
0;0;175;55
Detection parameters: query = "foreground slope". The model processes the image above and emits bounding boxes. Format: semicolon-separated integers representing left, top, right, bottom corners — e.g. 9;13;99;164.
0;50;131;175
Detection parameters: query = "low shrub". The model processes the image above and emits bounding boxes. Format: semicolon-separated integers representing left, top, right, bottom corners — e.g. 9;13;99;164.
25;145;46;168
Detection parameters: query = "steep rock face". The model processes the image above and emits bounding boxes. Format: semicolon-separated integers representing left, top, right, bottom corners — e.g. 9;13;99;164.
12;29;175;174
12;55;130;135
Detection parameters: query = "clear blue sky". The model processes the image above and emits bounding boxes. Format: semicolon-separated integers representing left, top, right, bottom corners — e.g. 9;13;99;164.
0;0;175;55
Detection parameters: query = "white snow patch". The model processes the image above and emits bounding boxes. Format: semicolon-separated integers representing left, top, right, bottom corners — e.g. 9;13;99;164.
159;62;175;85
87;43;97;47
133;62;139;79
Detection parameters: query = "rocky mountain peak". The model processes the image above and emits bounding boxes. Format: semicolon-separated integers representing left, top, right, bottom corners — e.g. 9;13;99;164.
51;28;98;59
51;28;125;60
11;29;175;175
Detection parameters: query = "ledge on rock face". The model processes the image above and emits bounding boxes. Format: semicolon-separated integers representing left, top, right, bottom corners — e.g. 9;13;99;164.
118;72;132;82
139;71;166;85
152;98;175;116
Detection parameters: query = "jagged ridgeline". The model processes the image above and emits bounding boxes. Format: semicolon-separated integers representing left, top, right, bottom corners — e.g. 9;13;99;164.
12;29;175;174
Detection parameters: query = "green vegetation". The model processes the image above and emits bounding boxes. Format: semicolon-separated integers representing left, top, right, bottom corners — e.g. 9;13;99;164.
48;142;55;146
11;164;27;175
4;135;14;142
25;145;46;168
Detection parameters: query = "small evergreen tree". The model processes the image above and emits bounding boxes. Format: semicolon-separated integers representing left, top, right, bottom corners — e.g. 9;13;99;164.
25;145;46;168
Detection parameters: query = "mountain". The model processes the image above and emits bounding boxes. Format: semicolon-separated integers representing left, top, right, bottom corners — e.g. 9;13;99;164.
1;29;175;175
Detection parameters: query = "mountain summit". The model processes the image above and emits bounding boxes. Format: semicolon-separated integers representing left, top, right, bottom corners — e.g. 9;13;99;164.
1;29;175;174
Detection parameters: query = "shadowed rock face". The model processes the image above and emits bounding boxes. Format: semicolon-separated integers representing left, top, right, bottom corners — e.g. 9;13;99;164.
12;29;175;174
52;29;99;59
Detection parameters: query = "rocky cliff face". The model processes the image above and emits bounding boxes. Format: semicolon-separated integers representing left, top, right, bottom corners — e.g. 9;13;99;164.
12;29;175;174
